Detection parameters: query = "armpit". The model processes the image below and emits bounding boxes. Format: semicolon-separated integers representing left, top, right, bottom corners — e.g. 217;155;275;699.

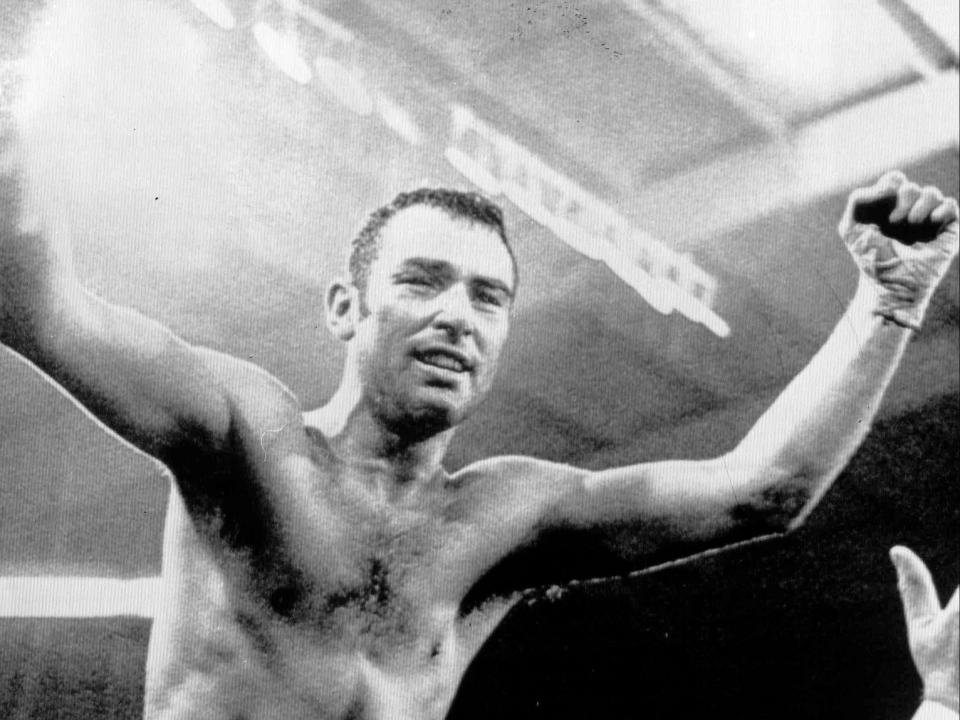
728;481;812;533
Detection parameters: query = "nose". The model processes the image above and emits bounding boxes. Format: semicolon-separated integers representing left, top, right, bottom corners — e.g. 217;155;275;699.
432;284;475;341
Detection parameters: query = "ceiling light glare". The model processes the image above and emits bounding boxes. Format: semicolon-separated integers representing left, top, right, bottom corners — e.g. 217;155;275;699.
376;94;422;145
313;56;374;115
252;21;311;85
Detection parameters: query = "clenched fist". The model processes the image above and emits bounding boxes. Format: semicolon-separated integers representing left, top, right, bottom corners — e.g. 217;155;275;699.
839;171;958;331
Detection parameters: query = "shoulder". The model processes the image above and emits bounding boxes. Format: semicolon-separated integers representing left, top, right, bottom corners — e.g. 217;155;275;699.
451;454;584;488
160;346;307;478
447;455;587;520
195;346;303;432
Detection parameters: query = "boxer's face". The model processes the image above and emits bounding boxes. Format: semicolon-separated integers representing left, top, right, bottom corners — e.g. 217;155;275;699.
352;205;515;433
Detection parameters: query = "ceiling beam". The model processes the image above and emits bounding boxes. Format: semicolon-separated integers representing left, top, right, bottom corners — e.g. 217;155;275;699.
630;70;959;250
618;0;788;139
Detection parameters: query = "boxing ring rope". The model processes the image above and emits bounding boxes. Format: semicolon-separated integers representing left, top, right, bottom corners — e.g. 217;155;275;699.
0;576;160;619
0;576;160;618
0;532;782;619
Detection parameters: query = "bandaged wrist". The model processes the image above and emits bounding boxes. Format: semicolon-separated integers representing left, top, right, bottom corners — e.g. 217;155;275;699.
850;276;925;331
843;223;946;331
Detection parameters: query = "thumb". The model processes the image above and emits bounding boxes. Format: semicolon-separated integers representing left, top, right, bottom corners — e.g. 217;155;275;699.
945;587;958;620
890;546;941;625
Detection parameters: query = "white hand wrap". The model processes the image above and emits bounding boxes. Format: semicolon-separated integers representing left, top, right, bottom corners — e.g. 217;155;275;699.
843;221;958;331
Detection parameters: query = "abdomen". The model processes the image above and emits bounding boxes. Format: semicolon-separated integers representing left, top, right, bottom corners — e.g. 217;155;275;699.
143;488;364;719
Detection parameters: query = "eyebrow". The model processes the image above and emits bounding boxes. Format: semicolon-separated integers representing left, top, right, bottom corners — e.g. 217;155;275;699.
398;258;515;299
398;258;453;277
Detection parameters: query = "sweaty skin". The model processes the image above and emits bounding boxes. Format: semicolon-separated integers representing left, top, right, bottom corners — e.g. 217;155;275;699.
132;210;573;720
3;188;953;719
144;427;558;720
3;57;958;716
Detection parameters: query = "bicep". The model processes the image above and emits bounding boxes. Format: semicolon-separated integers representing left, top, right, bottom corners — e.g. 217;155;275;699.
15;288;240;466
545;454;798;561
574;457;744;535
460;454;799;599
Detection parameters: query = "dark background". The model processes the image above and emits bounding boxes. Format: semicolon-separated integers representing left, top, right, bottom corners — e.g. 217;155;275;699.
1;1;958;718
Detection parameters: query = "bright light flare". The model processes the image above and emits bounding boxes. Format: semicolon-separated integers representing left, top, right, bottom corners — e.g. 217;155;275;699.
443;146;502;197
313;56;373;115
376;94;423;145
661;0;922;114
252;21;311;85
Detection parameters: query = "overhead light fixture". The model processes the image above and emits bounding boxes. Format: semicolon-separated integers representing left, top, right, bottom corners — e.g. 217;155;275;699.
445;103;728;335
252;20;311;84
189;0;236;30
444;145;502;197
900;0;960;61
262;0;373;115
654;0;922;117
313;56;373;115
376;93;422;145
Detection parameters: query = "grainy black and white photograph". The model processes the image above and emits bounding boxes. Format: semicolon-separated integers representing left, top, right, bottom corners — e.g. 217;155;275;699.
1;1;958;718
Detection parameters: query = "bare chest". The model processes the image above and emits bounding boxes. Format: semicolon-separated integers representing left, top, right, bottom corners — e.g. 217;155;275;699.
149;487;496;720
146;431;529;719
280;504;471;661
179;446;492;655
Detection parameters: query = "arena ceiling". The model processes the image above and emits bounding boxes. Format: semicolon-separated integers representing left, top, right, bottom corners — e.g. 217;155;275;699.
0;0;958;576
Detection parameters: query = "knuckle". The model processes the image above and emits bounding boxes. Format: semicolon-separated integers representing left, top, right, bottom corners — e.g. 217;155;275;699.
898;181;921;198
880;170;907;185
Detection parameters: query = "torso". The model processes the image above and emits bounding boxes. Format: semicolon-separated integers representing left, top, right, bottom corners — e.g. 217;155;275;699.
142;415;546;720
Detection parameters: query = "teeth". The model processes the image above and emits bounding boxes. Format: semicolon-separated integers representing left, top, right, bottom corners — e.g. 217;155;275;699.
419;352;466;372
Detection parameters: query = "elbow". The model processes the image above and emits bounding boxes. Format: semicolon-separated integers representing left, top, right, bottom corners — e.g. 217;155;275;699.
728;475;817;536
783;512;808;534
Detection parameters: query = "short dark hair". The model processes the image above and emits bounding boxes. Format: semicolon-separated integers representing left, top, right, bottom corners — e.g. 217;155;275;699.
348;188;517;298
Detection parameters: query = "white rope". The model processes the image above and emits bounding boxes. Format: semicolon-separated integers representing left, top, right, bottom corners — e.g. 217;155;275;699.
0;576;160;618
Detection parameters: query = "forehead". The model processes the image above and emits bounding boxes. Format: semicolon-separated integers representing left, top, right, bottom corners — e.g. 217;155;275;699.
373;205;515;287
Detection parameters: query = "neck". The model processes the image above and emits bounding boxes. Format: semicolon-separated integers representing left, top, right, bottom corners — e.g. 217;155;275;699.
309;373;454;501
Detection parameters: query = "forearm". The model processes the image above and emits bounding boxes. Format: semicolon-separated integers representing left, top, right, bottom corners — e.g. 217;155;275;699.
913;700;959;720
0;134;83;352
566;175;955;560
2;270;238;464
727;276;911;524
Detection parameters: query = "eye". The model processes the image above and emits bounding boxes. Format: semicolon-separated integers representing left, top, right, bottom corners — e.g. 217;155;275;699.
474;286;507;308
397;274;435;288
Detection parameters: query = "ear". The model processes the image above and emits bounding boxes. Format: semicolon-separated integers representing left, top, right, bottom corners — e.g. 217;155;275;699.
325;279;360;342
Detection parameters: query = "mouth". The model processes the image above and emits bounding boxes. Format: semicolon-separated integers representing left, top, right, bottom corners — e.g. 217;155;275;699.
412;348;474;374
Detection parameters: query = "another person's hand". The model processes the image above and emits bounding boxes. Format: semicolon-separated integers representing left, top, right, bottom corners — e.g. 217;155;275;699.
839;172;958;331
890;545;959;713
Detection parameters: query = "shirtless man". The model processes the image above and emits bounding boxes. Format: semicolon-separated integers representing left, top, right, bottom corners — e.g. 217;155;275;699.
2;92;958;720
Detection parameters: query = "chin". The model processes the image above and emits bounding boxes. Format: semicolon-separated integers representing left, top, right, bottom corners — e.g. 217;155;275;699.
398;388;477;439
380;403;454;441
415;390;468;426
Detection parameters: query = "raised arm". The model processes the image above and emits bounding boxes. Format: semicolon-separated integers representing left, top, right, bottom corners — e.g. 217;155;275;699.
0;86;297;480
476;173;958;586
575;173;958;550
593;173;956;548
